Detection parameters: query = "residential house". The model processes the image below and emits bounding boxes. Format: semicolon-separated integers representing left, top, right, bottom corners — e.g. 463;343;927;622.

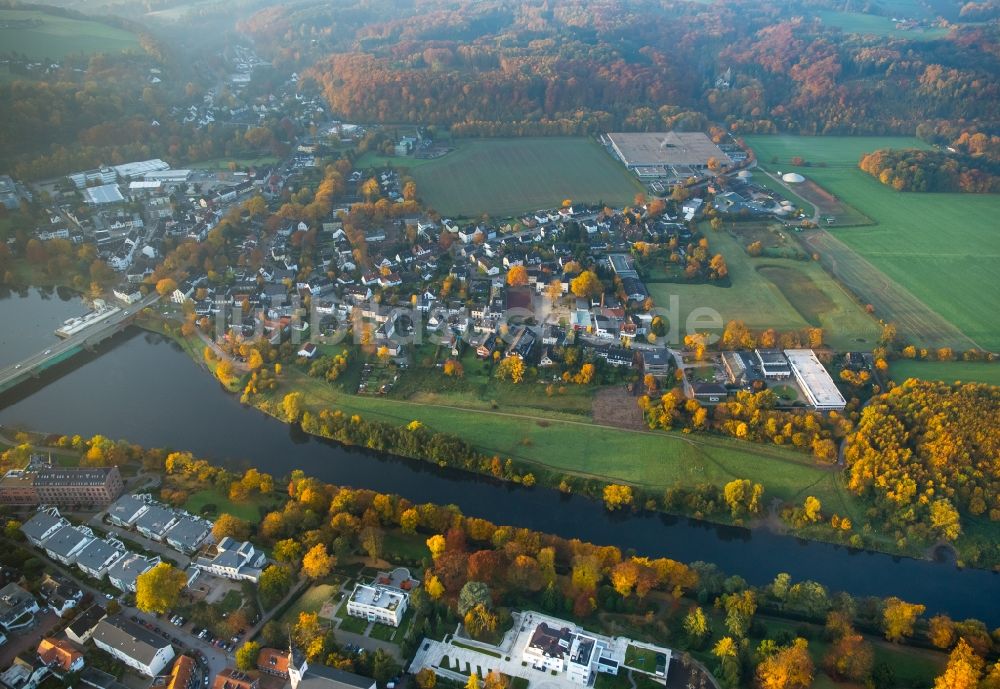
0;583;40;632
0;656;49;689
75;538;127;580
42;525;93;566
38;572;82;617
133;504;178;542
36;638;84;674
21;509;66;547
92;616;175;677
212;668;258;689
194;538;266;583
164;516;212;555
107;494;152;528
65;605;107;645
107;553;159;593
640;349;672;377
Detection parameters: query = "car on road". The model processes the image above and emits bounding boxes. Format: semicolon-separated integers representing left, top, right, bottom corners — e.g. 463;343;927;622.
104;593;114;599
44;349;51;354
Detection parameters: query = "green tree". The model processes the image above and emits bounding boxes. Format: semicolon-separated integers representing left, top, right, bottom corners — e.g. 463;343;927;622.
458;581;492;615
259;564;294;609
235;641;260;671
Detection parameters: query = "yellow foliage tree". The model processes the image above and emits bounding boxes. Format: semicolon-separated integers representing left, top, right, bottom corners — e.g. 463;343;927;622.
506;265;528;287
302;543;335;579
933;639;984;689
603;484;634;511
757;638;814;689
135;563;186;614
882;597;926;642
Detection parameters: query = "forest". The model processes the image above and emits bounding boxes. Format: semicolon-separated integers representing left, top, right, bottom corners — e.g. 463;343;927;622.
858;148;1000;192
232;0;1000;139
843;380;1000;539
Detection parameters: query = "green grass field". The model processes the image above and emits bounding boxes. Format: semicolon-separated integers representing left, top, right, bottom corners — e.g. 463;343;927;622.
647;227;880;349
889;359;1000;386
183;487;282;522
280;583;339;624
396;138;643;217
0;10;140;60
813;10;948;38
746;135;1000;351
265;369;855;516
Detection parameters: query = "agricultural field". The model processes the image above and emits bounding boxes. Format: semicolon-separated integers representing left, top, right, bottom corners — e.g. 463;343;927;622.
889;360;1000;386
0;10;140;60
812;10;948;38
646;226;880;350
746;135;1000;351
400;138;643;217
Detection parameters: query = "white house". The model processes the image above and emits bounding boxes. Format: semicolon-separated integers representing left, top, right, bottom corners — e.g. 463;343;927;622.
92;617;174;677
194;538;266;582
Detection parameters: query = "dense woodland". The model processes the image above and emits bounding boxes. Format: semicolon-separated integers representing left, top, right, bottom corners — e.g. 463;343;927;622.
3;0;1000;178
858;148;1000;192
844;380;1000;549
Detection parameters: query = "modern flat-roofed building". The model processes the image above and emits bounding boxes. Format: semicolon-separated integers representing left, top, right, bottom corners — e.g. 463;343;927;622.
112;159;170;180
754;349;791;379
784;349;847;411
346;584;407;627
92;616;174;676
607;132;731;175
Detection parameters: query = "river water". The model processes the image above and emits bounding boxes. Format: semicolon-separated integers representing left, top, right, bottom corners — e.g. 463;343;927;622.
0;291;996;624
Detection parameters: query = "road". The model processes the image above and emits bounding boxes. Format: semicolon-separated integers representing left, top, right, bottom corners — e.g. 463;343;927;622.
0;292;160;392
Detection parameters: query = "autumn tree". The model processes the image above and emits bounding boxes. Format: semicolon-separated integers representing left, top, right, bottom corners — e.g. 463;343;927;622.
712;636;740;688
929;615;957;649
506;265;528;287
282;391;304;422
496;356;526;383
721;589;757;638
259;564;294;609
415;669;437;689
292;611;327;661
882;597;925;642
603;484;634;511
236;641;260;671
458;581;492;615
570;270;603;298
823;632;873;682
302;543;335;579
757;638;814;689
135;563;186;614
212;513;252;542
684;606;709;644
443;359;464;377
933;639;984;689
155;278;177;296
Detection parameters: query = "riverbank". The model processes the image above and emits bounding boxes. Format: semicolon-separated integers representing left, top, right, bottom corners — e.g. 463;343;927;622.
133;317;997;570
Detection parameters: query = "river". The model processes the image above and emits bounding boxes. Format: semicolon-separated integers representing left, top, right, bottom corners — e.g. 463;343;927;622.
0;292;996;624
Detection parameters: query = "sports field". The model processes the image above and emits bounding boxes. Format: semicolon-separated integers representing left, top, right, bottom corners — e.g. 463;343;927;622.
404;138;643;217
647;227;880;350
889;360;1000;386
0;10;140;59
746;135;1000;351
813;10;948;38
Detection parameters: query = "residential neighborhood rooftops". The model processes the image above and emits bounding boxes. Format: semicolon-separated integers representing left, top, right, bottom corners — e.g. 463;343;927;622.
133;504;177;535
37;638;83;673
107;494;151;525
21;509;66;543
164;515;212;551
75;538;125;573
0;583;37;628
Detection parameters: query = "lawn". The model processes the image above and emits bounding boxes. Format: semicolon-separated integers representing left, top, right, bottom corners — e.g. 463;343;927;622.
281;583;339;624
623;644;661;673
813;10;949;38
264;369;855;514
746;135;1000;351
647;227;880;350
889;360;1000;386
382;531;430;562
398;138;643;217
219;589;243;613
183;487;282;522
0;10;140;60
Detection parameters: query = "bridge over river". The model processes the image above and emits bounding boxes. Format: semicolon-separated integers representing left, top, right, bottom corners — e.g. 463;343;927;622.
0;292;159;393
